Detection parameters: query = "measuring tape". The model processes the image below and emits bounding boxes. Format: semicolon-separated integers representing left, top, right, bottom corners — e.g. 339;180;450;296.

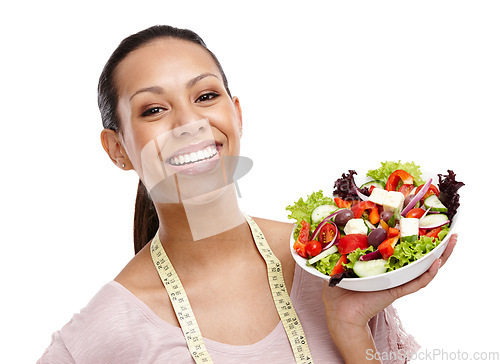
150;214;313;364
151;235;213;363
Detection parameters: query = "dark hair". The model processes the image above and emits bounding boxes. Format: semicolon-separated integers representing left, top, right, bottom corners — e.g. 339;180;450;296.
97;25;231;254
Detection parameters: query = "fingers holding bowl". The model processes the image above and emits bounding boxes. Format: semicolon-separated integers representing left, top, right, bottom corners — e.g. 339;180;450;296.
388;258;441;299
439;233;457;267
389;234;457;299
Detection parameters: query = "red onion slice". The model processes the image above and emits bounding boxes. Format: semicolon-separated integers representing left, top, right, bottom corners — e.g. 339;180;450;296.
310;209;344;239
401;178;432;216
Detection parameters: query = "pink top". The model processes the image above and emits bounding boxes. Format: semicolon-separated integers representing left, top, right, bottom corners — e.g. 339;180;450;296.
38;264;420;363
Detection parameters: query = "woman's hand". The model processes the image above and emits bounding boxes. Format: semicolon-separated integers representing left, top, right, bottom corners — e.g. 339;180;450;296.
321;234;457;362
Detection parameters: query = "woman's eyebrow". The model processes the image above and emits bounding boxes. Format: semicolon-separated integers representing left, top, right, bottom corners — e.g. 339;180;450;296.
186;73;219;88
129;73;219;101
130;86;165;101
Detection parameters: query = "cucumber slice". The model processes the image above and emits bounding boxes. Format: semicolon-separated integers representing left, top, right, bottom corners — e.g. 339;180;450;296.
419;214;449;229
424;194;448;213
311;204;338;224
353;259;387;277
360;180;385;190
307;245;339;265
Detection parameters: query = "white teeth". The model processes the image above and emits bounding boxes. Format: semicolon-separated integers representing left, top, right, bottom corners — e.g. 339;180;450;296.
169;144;219;166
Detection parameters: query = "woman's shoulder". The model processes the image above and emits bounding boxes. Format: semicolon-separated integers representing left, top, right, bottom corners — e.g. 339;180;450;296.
48;282;139;358
250;216;296;274
39;280;181;363
250;217;294;251
60;281;155;335
114;241;157;290
251;216;294;239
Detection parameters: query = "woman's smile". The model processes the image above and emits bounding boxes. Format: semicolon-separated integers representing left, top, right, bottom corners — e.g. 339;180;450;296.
166;139;223;176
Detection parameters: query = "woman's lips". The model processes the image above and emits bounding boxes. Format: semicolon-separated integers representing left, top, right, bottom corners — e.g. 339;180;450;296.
166;143;222;176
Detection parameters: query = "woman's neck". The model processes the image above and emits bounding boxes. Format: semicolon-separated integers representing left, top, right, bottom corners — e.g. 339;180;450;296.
155;183;247;245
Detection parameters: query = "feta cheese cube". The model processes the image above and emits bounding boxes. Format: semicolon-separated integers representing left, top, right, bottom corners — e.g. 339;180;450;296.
383;191;405;213
400;217;420;238
344;218;368;235
368;188;388;205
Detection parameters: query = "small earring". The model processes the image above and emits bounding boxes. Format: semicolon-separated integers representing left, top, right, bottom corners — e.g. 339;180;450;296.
121;163;126;168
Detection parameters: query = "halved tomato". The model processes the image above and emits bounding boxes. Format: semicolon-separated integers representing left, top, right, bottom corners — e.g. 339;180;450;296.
318;223;337;246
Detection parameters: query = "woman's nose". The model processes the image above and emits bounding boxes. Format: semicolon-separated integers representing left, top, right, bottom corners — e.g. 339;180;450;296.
172;118;206;137
171;107;207;138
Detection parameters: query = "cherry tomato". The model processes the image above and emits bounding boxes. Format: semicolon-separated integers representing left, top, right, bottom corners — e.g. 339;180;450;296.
305;240;322;257
337;234;369;254
318;223;337;246
406;207;426;219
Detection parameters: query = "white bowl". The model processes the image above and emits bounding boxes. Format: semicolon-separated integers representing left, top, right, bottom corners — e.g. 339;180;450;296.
289;169;459;291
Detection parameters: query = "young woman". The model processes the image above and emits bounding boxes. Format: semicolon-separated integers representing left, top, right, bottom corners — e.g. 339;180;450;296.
39;25;456;364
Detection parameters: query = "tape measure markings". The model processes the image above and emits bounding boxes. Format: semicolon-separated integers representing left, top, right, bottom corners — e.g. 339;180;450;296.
150;214;314;364
151;235;214;364
243;213;313;364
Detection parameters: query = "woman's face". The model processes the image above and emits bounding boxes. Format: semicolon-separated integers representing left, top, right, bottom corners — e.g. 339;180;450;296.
112;38;242;203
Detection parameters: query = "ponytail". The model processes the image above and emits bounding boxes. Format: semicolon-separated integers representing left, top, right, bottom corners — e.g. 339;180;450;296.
133;180;159;254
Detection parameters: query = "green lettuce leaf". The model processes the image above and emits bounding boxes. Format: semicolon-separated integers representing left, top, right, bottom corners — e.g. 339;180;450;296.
286;190;334;240
311;252;342;275
344;246;375;271
366;161;424;186
438;225;450;240
386;225;449;271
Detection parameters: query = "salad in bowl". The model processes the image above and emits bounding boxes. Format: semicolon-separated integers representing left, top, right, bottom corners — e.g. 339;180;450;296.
286;161;464;291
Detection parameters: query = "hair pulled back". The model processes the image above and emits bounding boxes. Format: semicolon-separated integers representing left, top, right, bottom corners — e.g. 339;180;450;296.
97;25;231;254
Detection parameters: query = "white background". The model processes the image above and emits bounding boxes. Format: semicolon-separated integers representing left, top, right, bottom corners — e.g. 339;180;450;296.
1;1;498;363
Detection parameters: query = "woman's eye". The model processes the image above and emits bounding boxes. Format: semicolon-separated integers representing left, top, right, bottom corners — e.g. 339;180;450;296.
141;107;165;117
196;92;219;103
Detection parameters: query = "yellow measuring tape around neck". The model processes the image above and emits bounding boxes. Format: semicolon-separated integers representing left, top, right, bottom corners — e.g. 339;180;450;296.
150;214;313;364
